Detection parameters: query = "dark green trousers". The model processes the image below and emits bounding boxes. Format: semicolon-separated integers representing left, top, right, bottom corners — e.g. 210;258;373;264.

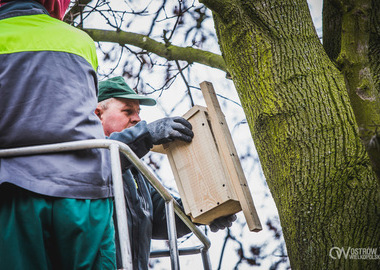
0;184;116;270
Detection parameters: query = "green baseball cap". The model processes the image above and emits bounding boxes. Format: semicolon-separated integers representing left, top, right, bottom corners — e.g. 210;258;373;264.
98;76;156;106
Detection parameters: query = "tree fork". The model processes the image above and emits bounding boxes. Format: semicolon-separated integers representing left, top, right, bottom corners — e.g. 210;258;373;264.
326;0;380;182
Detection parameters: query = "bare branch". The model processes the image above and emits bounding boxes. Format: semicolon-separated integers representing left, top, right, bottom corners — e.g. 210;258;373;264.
84;28;228;72
63;0;92;25
175;60;194;107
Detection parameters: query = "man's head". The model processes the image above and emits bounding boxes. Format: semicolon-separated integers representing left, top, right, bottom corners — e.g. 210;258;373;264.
95;76;156;136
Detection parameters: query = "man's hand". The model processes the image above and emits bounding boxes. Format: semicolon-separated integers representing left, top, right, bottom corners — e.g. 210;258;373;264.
147;117;194;145
209;214;237;232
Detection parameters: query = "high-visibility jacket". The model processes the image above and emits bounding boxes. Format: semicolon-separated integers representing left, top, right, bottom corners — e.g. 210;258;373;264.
0;0;112;199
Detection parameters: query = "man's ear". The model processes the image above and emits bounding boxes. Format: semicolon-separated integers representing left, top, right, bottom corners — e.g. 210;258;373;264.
95;105;103;120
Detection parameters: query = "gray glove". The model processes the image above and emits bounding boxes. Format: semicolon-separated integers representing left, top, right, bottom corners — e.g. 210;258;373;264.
209;214;237;232
147;116;194;145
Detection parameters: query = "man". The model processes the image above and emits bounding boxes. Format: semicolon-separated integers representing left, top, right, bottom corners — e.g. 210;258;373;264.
0;1;115;269
96;76;237;269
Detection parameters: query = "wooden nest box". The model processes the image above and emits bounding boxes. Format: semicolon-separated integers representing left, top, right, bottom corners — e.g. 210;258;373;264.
154;81;262;232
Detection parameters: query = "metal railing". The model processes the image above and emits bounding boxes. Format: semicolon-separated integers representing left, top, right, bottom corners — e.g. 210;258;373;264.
0;139;211;270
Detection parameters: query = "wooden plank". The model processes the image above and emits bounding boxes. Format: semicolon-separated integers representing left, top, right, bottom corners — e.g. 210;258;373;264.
166;147;191;215
200;81;262;232
151;144;166;154
165;106;241;224
189;199;241;225
158;106;205;215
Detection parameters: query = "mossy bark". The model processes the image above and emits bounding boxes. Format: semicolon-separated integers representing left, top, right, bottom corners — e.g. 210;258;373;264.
202;0;380;268
324;0;380;182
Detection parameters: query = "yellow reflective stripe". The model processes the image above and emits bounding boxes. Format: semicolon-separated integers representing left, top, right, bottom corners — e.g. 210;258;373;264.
0;14;98;70
134;178;139;189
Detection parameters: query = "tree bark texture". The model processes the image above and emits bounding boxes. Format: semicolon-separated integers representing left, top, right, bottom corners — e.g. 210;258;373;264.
324;0;380;182
202;0;380;268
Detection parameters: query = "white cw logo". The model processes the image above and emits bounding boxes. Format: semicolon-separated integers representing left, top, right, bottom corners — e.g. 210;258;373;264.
329;247;350;259
329;247;380;260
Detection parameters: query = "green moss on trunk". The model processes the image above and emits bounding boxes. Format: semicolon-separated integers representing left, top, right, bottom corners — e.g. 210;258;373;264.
324;0;380;182
203;0;380;268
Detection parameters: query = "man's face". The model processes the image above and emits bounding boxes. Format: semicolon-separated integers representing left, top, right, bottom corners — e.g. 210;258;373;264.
96;98;141;136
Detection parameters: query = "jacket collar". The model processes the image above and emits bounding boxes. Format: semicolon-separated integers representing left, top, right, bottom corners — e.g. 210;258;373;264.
0;0;49;20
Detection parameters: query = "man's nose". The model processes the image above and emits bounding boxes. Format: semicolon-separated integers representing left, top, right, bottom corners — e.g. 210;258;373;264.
131;113;141;123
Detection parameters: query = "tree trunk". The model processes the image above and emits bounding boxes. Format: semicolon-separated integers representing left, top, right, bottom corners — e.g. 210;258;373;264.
202;0;380;268
323;0;380;182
